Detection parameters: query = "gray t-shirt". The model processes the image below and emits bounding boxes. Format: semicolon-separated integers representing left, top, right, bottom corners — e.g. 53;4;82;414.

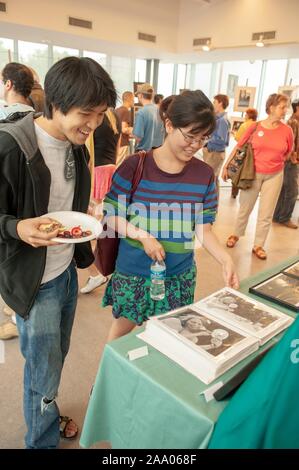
34;122;76;284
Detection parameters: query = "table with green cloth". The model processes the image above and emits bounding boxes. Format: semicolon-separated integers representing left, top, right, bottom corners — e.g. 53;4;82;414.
80;256;298;449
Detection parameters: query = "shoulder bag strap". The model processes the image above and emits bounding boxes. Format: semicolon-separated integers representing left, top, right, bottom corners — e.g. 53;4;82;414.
247;121;259;144
131;150;146;195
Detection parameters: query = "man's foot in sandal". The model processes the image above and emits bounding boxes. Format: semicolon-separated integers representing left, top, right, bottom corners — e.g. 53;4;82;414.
252;246;267;260
226;235;239;248
59;415;79;440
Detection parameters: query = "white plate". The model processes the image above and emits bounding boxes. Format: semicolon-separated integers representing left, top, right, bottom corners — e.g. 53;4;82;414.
42;211;102;244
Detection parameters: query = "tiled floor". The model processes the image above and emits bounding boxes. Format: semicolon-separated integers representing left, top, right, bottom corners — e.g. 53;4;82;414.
0;187;298;448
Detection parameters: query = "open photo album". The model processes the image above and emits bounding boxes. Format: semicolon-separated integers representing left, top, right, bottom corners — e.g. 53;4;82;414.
138;288;293;384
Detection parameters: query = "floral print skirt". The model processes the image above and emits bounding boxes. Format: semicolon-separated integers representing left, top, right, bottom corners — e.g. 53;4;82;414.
102;265;197;325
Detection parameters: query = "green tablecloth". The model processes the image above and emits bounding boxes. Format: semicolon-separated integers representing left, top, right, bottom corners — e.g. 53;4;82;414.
80;256;298;449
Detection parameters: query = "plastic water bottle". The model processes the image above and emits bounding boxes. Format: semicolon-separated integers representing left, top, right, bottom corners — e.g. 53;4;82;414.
150;260;166;301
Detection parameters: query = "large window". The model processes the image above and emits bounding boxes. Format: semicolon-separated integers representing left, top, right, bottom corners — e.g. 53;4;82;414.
110;56;134;103
0;37;14;71
83;50;107;69
286;59;299;87
157;63;174;98
135;59;146;83
220;60;263;116
18;40;48;85
175;64;187;94
53;46;79;64
259;59;288;119
193;63;213;97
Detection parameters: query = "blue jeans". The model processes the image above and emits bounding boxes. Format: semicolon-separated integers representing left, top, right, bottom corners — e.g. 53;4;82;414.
16;262;78;449
273;161;299;223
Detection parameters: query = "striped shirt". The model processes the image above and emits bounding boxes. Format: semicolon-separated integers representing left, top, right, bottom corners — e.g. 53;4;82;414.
103;151;217;277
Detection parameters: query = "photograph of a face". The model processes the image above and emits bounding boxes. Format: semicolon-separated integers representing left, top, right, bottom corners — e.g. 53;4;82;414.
231;117;245;134
159;309;244;357
200;289;279;331
250;273;299;312
234;86;256;112
283;261;299;280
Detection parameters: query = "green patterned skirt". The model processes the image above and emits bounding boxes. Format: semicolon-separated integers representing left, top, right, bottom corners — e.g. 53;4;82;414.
102;265;196;325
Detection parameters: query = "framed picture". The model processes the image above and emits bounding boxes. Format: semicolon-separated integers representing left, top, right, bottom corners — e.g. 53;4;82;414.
278;86;298;101
234;86;256;112
227;74;238;99
230;117;245;135
249;273;299;313
278;86;299;113
282;261;299;280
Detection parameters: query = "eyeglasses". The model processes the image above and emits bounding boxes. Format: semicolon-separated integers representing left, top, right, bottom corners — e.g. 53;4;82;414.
178;128;210;146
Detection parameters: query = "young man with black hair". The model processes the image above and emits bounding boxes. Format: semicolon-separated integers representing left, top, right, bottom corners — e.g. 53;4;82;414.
0;62;35;119
0;56;116;448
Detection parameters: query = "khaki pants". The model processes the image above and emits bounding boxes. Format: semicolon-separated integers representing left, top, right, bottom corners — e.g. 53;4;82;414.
202;148;225;177
234;170;284;247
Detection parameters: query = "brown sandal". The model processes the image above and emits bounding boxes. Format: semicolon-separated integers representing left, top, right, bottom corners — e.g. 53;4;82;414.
252;246;267;260
226;235;239;248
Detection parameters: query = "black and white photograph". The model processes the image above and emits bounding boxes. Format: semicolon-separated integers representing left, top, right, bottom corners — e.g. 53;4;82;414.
231;117;245;134
226;74;238;98
199;289;279;330
283;261;299;280
233;86;256;112
159;309;245;357
250;273;299;312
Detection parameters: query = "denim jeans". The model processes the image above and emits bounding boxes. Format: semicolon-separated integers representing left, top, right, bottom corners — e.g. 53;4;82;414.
16;262;78;449
273;161;299;223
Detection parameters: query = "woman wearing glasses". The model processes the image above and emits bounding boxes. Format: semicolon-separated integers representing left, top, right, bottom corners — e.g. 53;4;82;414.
102;90;239;341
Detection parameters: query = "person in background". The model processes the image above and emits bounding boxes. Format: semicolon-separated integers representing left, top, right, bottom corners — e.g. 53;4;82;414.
273;99;299;229
154;94;164;106
102;90;239;342
223;93;293;260
231;108;258;198
0;62;34;119
153;93;165;149
0;62;35;340
80;109;121;294
0;56;116;448
115;91;134;165
27;67;45;112
132;83;163;151
203;94;230;196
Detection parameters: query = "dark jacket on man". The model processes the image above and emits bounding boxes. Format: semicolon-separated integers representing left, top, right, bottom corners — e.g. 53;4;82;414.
0;112;94;318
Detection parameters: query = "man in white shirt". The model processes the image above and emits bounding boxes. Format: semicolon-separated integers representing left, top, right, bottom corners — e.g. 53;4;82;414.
0;62;34;119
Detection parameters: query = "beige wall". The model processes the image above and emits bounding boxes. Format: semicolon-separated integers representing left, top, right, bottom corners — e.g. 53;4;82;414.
0;0;299;60
178;0;299;53
0;0;180;54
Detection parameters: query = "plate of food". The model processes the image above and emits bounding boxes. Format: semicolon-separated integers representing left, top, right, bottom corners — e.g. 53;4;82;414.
40;211;102;243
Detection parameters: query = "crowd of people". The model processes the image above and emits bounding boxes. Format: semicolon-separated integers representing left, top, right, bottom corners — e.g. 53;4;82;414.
0;57;298;448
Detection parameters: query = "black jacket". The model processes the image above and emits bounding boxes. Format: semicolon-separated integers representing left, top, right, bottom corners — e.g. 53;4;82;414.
0;113;94;318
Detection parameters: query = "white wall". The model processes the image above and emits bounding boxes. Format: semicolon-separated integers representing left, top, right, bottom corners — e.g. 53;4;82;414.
178;0;299;55
0;0;180;56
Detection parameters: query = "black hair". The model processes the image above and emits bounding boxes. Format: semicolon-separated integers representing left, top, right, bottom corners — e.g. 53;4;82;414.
43;56;117;119
291;100;299;114
2;62;34;99
159;90;216;136
154;93;164;104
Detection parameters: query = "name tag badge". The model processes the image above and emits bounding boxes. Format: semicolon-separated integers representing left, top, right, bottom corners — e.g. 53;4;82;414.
258;131;264;137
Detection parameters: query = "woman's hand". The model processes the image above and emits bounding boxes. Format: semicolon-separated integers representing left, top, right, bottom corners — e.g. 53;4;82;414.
221;166;229;181
141;235;165;262
222;257;239;289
